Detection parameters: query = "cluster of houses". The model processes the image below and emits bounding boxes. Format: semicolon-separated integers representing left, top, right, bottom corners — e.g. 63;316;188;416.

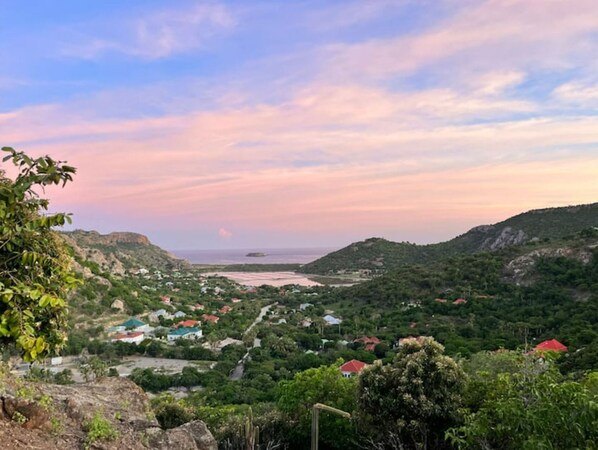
108;316;203;345
338;338;568;379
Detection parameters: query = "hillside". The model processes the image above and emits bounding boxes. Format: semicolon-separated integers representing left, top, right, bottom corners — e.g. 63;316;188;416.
317;229;598;367
62;230;188;276
299;202;598;274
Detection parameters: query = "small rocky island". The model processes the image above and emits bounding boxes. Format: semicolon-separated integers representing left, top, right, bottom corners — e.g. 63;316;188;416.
246;252;267;257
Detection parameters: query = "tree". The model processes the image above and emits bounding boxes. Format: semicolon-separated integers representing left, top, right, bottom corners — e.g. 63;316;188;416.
357;337;465;449
447;367;598;449
0;147;77;361
277;362;358;449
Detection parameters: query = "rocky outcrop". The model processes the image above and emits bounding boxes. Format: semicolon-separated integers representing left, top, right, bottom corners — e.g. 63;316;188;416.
505;246;594;285
480;226;529;251
61;229;188;274
0;377;217;450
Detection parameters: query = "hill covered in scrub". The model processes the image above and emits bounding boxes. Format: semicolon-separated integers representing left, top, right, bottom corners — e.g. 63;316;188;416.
315;229;598;368
299;202;598;274
62;230;188;276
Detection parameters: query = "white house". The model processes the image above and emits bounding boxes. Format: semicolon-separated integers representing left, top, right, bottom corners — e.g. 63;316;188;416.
167;327;202;342
173;311;186;318
323;314;342;325
111;331;145;345
299;303;314;311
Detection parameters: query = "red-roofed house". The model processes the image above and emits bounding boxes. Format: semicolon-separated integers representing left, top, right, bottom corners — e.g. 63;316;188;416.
219;305;232;314
453;298;467;305
355;336;381;351
111;331;144;345
192;303;205;311
340;360;368;377
534;339;568;353
434;298;447;303
202;314;220;323
177;319;200;328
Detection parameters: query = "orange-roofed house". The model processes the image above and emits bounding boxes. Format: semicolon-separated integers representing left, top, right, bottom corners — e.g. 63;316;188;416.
177;319;200;328
192;303;205;311
453;298;467;305
340;359;368;377
355;336;381;351
219;305;232;314
202;314;220;323
111;331;145;345
534;339;568;353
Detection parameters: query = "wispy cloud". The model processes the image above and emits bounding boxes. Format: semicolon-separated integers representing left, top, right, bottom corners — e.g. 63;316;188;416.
62;2;236;59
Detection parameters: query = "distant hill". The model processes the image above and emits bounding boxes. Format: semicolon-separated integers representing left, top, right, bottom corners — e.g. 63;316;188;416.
61;230;187;275
299;202;598;274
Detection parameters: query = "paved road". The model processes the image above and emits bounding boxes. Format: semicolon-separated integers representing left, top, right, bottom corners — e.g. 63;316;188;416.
230;302;276;380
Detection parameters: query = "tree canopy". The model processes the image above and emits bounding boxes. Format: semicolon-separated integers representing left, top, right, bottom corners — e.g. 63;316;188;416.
0;147;77;361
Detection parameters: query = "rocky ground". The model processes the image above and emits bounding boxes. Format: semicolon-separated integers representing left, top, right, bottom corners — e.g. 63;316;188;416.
0;373;216;450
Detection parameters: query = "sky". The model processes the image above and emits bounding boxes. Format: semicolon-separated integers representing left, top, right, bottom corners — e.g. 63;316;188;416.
1;0;598;250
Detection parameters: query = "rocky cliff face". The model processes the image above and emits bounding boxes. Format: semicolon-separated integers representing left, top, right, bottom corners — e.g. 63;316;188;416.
0;376;217;450
61;230;188;275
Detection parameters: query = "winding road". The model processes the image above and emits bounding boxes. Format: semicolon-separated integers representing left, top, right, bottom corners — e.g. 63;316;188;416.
230;302;277;380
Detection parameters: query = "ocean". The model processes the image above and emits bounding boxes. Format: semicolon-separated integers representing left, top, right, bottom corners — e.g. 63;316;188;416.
170;247;336;265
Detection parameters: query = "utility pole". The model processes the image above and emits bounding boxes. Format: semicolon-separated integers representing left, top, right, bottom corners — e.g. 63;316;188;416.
311;403;351;450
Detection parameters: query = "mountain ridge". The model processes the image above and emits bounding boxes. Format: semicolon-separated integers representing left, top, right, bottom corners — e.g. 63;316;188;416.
299;202;598;274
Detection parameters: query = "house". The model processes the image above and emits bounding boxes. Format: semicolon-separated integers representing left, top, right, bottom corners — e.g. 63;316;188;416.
160;295;171;304
167;327;202;342
301;319;312;328
148;309;172;322
120;318;151;333
219;305;232;314
214;337;244;351
202;314;220;324
453;298;467;305
340;359;368;378
323;314;342;325
177;319;200;328
299;303;314;311
112;331;145;345
231;298;242;303
534;339;568;353
173;311;186;319
434;298;448;303
277;318;287;324
192;303;205;311
355;336;381;351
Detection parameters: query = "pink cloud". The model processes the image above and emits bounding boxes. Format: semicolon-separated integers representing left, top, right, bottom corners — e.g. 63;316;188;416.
218;228;233;240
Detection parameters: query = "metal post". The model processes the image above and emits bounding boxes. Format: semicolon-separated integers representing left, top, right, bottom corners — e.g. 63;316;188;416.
311;406;319;450
311;403;351;450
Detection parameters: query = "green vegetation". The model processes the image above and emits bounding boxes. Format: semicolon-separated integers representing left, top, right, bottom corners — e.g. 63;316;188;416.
83;411;119;450
358;338;465;449
0;147;77;361
300;203;598;274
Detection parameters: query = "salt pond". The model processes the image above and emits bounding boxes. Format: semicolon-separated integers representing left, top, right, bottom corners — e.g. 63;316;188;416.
205;271;321;287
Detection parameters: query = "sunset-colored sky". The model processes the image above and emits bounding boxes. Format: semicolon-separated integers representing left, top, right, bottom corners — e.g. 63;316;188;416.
2;0;598;250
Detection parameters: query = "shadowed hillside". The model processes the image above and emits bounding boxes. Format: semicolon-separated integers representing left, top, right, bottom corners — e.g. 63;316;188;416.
299;202;598;274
